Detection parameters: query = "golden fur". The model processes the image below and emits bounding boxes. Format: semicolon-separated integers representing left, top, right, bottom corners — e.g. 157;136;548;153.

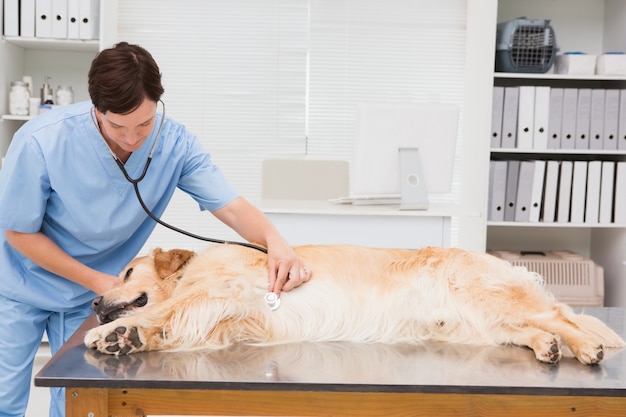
85;244;625;364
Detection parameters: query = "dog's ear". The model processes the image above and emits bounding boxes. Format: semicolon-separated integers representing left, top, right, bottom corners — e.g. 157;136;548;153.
152;248;196;279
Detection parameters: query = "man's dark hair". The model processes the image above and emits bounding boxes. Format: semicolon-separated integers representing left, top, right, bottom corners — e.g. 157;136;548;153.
88;42;164;114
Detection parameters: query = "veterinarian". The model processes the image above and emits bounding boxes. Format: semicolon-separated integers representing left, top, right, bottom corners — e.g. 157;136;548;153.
0;42;311;417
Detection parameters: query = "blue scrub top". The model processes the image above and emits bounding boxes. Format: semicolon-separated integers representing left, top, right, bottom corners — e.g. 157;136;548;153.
0;101;239;311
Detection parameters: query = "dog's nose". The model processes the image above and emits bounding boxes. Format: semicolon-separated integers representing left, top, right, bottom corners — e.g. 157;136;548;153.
92;296;103;311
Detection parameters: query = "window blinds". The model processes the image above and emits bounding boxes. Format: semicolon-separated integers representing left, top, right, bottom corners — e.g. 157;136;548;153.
116;0;467;252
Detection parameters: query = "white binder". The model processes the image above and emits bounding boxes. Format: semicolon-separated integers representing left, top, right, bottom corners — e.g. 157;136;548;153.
515;161;535;222
599;161;615;224
619;90;626;150
516;86;535;149
528;160;546;223
488;160;507;222
570;161;588;223
504;160;520;221
79;0;100;40
589;89;605;150
547;88;564;149
491;86;504;148
575;88;591;150
542;160;560;222
20;0;36;37
533;86;550;149
557;161;573;223
67;0;80;39
51;0;68;39
615;162;626;224
603;89;619;150
501;87;519;149
585;160;602;223
560;88;578;149
35;0;53;38
4;0;19;36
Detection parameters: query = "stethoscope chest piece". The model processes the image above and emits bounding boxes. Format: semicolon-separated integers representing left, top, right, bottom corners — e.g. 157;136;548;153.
264;292;281;311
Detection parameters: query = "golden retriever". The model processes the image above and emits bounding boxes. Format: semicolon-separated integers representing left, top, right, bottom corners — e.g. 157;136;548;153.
84;244;625;365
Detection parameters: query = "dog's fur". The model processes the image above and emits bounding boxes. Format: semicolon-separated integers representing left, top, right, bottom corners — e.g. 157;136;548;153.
85;244;625;365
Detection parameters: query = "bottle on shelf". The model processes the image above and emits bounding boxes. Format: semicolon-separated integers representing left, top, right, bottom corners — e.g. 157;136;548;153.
41;76;54;105
9;81;30;116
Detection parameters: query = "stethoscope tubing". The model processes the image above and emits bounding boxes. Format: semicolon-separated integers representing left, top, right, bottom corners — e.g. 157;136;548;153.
92;101;268;254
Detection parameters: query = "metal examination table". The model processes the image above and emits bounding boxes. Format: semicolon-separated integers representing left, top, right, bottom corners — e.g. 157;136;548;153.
36;308;626;416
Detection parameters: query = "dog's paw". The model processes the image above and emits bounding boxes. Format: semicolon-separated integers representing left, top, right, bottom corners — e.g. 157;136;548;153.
534;337;562;364
85;323;144;355
571;343;604;365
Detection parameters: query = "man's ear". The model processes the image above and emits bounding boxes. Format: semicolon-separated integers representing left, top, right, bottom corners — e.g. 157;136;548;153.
152;248;195;279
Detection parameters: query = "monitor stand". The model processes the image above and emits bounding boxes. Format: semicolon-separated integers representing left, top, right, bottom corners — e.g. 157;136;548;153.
399;147;429;210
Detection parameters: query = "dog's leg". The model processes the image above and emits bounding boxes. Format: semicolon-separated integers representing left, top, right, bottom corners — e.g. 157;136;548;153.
531;305;623;365
498;327;563;364
85;315;169;355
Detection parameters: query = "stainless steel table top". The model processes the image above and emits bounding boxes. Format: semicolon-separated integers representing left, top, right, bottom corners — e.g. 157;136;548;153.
35;307;626;396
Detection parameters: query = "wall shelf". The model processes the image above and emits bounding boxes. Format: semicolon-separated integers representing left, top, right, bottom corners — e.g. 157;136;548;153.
2;36;98;52
1;115;31;121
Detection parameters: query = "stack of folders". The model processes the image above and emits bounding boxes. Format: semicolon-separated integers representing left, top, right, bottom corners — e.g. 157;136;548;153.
491;86;626;150
488;159;626;224
3;0;100;40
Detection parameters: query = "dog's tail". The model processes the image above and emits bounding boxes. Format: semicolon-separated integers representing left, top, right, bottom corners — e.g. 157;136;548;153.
562;305;626;348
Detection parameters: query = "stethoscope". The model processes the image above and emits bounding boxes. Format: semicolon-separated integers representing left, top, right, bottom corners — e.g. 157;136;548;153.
91;101;268;254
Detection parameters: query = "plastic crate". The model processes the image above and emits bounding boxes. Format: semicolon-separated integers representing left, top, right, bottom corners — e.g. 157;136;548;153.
495;17;557;73
488;250;603;307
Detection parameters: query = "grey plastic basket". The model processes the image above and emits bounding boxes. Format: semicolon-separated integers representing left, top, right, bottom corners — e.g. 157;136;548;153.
495;17;557;73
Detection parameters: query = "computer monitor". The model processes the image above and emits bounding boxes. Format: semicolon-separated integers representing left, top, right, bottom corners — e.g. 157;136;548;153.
351;102;459;209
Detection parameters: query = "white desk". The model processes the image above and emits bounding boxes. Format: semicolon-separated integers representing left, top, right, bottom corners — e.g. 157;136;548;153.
260;200;471;249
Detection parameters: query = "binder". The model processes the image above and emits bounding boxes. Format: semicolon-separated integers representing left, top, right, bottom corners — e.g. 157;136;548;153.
490;86;504;148
79;0;100;40
589;89;605;150
528;160;546;223
51;0;68;39
542;161;560;222
533;86;550;149
67;0;80;39
547;88;564;149
515;161;535;222
575;88;591;149
516;86;535;149
599;161;615;224
619;90;626;150
20;0;36;37
4;0;19;36
36;0;53;38
603;89;619;150
557;161;573;223
585;160;602;223
570;161;587;223
504;160;520;222
501;87;519;149
615;162;626;224
560;88;578;149
488;160;507;221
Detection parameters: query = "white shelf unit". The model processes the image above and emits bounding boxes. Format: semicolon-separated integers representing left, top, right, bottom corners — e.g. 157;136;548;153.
488;0;626;307
0;1;117;161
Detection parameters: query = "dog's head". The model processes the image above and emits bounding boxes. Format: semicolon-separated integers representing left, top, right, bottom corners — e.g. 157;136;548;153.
92;248;195;324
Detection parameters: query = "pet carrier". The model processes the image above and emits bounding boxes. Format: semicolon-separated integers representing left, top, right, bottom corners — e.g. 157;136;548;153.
488;250;603;307
495;17;558;73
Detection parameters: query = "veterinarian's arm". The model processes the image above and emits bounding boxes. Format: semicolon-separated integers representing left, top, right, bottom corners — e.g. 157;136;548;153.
5;230;120;295
212;196;311;294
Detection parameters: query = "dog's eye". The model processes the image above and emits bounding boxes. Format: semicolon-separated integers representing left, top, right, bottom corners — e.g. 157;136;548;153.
123;268;134;282
133;293;148;307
